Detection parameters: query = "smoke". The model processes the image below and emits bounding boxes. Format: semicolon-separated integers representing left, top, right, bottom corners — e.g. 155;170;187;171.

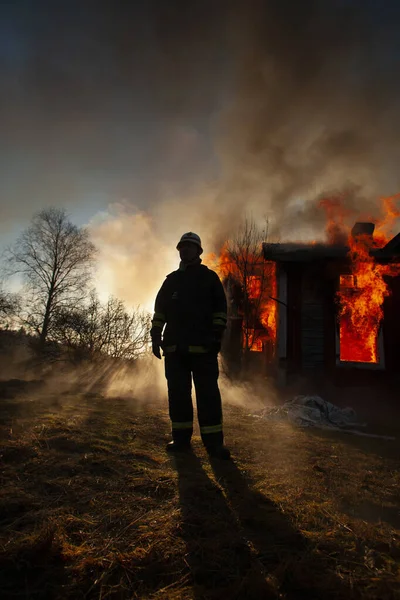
88;196;245;311
89;205;173;311
215;0;400;238
2;1;400;304
0;1;227;229
83;1;400;308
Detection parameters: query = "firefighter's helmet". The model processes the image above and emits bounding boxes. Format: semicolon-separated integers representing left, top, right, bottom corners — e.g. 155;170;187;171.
176;232;203;254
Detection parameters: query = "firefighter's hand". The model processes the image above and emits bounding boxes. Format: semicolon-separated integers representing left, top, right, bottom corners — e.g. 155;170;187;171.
151;331;162;359
152;341;162;360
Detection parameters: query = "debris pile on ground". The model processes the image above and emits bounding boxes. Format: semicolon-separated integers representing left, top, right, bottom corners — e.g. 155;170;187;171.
257;396;362;428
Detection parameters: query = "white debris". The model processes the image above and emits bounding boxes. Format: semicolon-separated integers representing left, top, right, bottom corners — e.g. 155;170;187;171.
253;395;395;440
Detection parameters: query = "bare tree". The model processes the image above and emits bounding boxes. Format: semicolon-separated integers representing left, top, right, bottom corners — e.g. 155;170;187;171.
221;217;276;356
53;293;151;361
99;297;151;360
7;208;96;346
0;289;20;329
61;291;103;356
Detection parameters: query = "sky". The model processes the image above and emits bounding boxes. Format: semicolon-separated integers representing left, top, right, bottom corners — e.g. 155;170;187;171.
1;0;400;308
0;1;227;231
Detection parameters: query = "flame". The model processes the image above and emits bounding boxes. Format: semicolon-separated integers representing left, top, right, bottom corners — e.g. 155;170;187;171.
338;233;400;363
206;194;399;365
374;193;400;246
319;192;400;247
208;246;277;353
320;194;400;364
246;331;264;352
246;264;278;344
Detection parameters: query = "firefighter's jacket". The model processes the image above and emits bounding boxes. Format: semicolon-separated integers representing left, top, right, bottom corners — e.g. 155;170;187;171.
151;262;227;353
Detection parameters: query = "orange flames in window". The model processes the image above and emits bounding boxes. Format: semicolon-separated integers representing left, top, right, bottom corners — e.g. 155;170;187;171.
208;246;278;353
246;266;278;349
322;194;400;364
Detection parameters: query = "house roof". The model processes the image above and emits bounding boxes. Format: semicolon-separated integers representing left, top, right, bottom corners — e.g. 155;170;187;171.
262;233;400;263
262;242;347;262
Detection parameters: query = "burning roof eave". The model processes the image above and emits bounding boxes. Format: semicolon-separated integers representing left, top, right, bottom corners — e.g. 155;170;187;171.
263;233;400;263
373;232;400;259
262;242;348;262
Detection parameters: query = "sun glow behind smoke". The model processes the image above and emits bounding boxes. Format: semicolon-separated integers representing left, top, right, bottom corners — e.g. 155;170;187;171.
89;204;177;314
88;190;246;315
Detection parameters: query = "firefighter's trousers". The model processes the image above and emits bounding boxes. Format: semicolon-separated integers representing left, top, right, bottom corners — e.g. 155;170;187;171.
164;351;224;447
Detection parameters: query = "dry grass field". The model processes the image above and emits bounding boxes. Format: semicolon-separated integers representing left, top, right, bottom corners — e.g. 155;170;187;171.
1;379;399;599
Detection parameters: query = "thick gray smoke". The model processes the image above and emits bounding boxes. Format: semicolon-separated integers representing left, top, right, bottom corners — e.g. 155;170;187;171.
216;0;400;238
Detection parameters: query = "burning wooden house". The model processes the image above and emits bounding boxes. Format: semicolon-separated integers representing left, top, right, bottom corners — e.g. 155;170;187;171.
261;222;400;384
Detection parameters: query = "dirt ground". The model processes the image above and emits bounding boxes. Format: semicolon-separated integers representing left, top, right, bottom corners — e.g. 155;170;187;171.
1;379;399;599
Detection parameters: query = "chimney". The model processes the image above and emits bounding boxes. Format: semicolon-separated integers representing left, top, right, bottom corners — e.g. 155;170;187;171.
351;222;375;239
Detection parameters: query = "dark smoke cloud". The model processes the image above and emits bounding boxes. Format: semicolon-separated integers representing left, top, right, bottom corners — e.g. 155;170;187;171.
217;0;400;238
1;1;400;241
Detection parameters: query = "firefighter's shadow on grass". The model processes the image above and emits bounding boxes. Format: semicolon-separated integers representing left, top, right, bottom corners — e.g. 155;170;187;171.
172;453;356;600
210;458;365;599
171;451;276;599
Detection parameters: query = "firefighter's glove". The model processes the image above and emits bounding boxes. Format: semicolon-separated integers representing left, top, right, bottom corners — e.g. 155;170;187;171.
151;331;162;360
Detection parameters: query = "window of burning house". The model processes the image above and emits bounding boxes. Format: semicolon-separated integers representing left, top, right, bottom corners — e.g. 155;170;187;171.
337;273;385;366
334;218;400;368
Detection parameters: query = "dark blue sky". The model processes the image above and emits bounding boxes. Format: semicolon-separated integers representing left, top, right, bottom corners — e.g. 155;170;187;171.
1;0;400;240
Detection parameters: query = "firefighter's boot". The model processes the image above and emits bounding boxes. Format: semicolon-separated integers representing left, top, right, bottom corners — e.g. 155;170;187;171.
166;440;192;453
